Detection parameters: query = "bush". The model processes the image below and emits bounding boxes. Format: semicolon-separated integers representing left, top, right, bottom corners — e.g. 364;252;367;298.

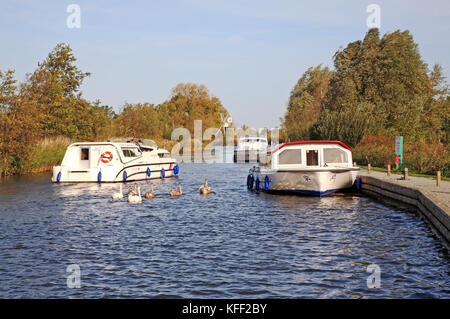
405;139;449;177
352;135;395;167
353;135;449;177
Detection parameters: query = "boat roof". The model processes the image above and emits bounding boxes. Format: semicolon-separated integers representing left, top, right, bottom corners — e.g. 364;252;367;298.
272;141;352;153
69;142;140;148
108;138;158;148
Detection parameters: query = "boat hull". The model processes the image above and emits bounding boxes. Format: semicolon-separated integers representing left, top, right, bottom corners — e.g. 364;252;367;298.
52;162;177;183
250;168;359;196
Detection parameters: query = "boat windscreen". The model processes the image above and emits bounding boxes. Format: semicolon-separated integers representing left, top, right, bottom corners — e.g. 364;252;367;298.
122;147;141;157
323;148;348;163
279;149;302;165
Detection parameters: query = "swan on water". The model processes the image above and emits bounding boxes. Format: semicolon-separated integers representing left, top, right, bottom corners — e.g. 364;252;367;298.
128;186;142;203
112;183;123;200
169;182;182;197
128;183;138;196
145;183;155;199
199;178;211;195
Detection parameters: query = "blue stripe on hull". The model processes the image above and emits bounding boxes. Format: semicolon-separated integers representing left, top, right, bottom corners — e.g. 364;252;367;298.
265;188;340;196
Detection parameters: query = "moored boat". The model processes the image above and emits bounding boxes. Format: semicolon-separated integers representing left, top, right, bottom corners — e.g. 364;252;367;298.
52;139;178;183
247;141;359;196
233;136;268;163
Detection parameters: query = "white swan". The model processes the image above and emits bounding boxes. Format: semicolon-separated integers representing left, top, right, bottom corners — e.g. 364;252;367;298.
128;186;142;204
112;184;123;200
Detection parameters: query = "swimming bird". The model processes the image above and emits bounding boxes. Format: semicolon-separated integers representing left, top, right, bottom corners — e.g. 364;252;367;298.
128;183;138;196
145;183;155;199
199;178;211;195
169;182;182;197
128;186;142;204
112;183;123;200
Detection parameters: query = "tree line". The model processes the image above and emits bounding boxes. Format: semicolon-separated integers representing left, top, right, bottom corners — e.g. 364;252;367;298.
281;29;449;176
0;43;229;175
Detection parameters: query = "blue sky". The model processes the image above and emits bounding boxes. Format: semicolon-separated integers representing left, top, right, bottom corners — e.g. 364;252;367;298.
1;0;449;128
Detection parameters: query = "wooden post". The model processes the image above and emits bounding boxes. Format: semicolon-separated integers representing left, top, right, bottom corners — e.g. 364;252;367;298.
387;164;391;176
437;171;441;187
404;167;408;180
368;164;371;174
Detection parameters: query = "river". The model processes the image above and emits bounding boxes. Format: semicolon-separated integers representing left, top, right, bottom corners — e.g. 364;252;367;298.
0;163;448;298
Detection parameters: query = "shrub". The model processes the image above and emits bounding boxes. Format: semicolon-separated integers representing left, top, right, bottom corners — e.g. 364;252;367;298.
352;135;395;167
405;139;449;177
353;135;449;177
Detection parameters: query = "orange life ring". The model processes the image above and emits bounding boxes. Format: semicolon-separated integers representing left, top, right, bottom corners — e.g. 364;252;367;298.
100;151;113;163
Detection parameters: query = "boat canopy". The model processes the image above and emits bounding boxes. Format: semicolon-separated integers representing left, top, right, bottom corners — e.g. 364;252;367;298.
271;141;353;169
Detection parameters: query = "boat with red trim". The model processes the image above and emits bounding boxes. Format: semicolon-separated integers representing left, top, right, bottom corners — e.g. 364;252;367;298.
247;141;359;196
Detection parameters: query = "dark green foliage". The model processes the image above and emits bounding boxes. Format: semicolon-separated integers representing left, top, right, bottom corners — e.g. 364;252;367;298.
281;65;332;141
282;28;449;175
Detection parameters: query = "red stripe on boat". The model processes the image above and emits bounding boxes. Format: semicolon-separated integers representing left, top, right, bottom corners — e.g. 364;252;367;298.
271;141;352;154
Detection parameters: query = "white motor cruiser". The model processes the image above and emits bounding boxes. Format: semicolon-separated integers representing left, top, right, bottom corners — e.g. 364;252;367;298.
233;136;268;163
247;141;359;196
52;139;178;183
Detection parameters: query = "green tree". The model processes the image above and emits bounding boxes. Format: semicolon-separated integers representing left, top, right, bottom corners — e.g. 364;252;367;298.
282;65;332;141
311;29;432;146
21;43;93;138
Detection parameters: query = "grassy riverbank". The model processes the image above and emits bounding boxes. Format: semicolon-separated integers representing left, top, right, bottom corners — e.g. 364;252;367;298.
0;136;180;176
19;137;72;174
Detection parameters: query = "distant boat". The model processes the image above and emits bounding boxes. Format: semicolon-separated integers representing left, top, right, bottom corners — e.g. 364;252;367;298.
233;136;268;163
247;141;359;196
52;139;179;183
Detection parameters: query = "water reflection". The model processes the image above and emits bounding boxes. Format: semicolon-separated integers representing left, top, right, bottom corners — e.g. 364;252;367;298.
0;163;448;298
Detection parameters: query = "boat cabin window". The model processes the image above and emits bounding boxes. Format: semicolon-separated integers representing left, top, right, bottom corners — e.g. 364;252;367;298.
122;147;140;157
158;153;170;158
306;150;319;166
81;148;89;160
323;148;348;164
279;149;302;165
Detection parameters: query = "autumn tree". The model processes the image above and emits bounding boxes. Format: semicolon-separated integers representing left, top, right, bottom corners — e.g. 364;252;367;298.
114;103;160;138
0;70;41;175
159;83;228;134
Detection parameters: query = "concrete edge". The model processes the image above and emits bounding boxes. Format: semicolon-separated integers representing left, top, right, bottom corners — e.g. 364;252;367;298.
359;175;450;244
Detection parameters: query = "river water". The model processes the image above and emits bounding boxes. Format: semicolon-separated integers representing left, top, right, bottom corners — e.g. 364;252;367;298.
0;163;448;298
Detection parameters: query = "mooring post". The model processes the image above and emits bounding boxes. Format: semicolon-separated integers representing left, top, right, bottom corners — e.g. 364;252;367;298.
368;164;371;174
387;164;391;176
404;167;408;180
437;171;441;187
